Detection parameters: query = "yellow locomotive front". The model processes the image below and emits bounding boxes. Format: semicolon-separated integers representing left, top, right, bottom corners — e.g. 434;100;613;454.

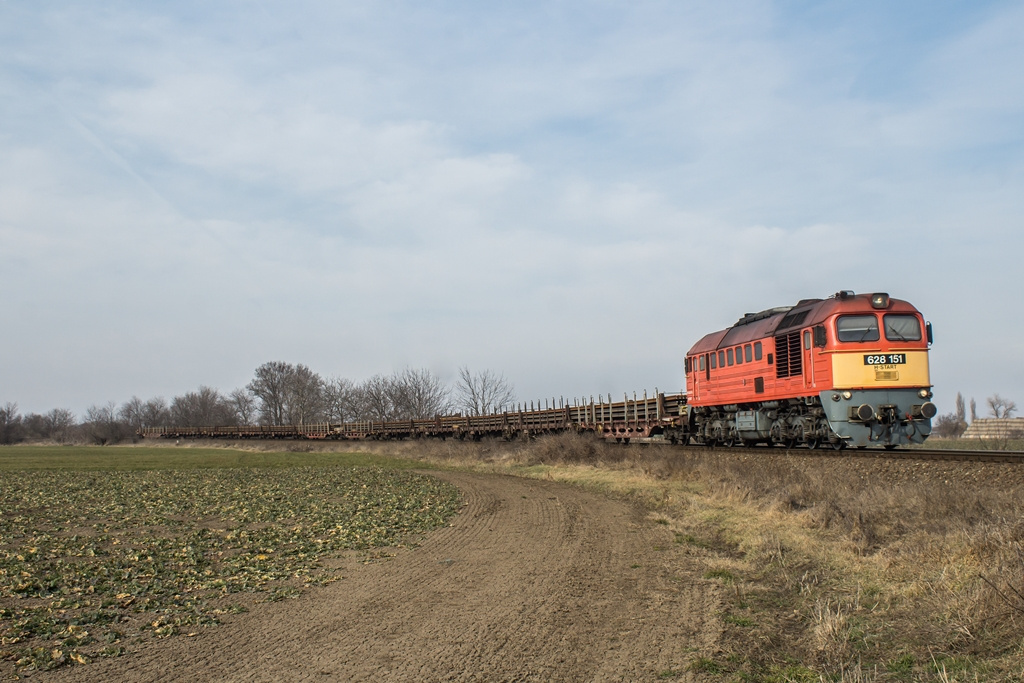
818;292;936;448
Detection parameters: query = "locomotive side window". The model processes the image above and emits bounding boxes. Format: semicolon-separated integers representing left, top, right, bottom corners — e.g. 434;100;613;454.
745;344;752;362
727;348;734;366
699;356;706;371
735;347;743;365
710;353;717;369
837;315;879;342
884;314;922;341
718;351;725;367
754;342;762;360
804;331;811;350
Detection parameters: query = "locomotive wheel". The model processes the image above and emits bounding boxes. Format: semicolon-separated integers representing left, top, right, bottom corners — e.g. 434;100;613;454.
806;437;819;450
830;439;845;451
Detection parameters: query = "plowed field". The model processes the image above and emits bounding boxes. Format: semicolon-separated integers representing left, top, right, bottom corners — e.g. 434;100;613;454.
46;471;722;682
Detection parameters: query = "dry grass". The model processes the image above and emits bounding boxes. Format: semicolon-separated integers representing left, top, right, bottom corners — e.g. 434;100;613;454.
344;433;1024;682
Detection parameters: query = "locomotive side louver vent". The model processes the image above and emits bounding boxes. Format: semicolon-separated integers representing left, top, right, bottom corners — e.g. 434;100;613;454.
775;332;803;378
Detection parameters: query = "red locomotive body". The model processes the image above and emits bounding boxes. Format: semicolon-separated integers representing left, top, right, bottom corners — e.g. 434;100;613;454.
683;291;935;449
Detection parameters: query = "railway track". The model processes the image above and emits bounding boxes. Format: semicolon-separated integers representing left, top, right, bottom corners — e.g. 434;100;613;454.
697;443;1023;463
844;447;1024;464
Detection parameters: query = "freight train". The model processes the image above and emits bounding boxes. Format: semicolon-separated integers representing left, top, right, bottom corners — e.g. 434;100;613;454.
142;291;934;449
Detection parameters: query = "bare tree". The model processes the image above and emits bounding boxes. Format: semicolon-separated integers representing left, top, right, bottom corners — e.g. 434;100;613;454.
454;367;515;416
935;392;970;438
389;368;451;419
955;392;966;426
85;402;127;445
286;364;325;425
248;361;295;425
171;387;235;427
142;398;170;428
933;413;966;438
0;402;24;445
229;388;257;426
970;398;978;423
323;377;358;423
357;374;394;421
119;396;147;434
44;408;76;443
21;413;46;439
987;394;1018;419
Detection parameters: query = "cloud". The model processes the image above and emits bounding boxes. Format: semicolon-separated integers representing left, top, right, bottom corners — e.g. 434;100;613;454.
1;1;1021;416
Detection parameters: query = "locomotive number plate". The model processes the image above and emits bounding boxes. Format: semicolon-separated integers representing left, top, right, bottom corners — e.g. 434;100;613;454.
863;353;906;365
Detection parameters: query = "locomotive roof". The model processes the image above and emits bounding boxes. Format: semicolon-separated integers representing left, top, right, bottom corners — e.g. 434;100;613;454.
686;291;920;355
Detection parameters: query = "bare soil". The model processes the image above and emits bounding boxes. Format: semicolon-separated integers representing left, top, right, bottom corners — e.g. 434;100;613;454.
42;470;723;682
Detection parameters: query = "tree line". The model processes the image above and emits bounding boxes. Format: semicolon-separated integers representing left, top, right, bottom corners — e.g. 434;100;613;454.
931;392;1018;438
0;363;515;445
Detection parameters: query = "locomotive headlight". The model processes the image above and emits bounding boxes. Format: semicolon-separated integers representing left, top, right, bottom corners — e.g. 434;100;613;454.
870;293;890;309
842;390;853;400
831;393;841;402
918;388;932;399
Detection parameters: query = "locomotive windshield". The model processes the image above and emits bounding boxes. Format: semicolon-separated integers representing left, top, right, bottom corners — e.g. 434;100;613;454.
836;315;879;342
883;314;922;341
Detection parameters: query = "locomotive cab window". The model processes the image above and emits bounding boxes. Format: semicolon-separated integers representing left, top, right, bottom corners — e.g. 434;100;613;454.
884;314;922;342
836;315;880;342
699;356;706;371
754;341;762;360
718;351;725;367
744;344;752;362
727;348;734;366
710;353;717;369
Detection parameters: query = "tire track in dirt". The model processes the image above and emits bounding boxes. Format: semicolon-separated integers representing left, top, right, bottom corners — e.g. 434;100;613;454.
47;471;722;682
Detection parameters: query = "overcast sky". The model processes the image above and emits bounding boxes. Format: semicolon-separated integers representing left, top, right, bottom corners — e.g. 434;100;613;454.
2;0;1022;418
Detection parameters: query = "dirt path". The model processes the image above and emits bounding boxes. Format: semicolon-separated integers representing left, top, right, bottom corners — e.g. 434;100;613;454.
47;471;722;682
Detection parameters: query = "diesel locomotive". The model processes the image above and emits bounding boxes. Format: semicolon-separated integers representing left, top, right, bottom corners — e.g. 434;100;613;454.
683;291;935;449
